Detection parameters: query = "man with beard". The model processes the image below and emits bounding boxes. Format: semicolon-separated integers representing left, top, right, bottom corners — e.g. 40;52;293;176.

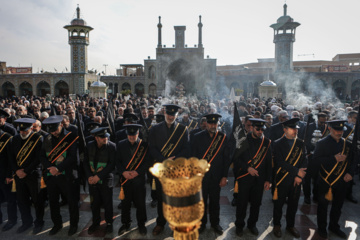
11;118;44;234
192;114;230;235
314;120;357;239
144;106;155;128
41;116;79;236
84;127;116;235
148;104;189;236
233;119;272;237
272;118;307;239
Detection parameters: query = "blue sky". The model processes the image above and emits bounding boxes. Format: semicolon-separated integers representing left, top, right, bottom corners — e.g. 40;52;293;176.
1;0;359;75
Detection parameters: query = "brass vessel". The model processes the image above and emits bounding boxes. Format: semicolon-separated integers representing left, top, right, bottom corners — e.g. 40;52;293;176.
150;157;209;240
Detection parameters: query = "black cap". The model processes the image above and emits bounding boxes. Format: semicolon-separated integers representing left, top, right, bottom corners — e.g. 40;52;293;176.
90;127;110;138
86;122;101;132
282;118;300;129
163;104;181;116
327;120;347;131
249;118;267;129
155;114;165;123
14;118;35;131
204;113;222;124
123;113;138;123
42;115;64;132
0;109;10;118
147;105;155;110
125;124;143;136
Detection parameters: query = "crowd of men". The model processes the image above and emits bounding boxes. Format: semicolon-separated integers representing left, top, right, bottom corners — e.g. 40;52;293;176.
0;94;359;239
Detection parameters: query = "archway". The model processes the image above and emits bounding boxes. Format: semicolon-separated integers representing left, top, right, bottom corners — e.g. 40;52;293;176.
55;81;69;97
135;83;145;97
351;80;360;100
332;79;346;99
2;82;15;97
114;83;118;95
36;81;50;97
122;82;131;91
19;82;33;96
149;83;156;96
167;59;195;94
148;65;156;79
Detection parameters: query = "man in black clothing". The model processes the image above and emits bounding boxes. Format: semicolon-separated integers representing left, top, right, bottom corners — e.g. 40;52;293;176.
116;124;149;236
0;128;17;232
84;127;116;235
0;109;17;136
11;118;44;234
314;120;357;239
272;118;307;239
233;118;272;237
41;115;79;236
192;113;231;235
148;104;189;236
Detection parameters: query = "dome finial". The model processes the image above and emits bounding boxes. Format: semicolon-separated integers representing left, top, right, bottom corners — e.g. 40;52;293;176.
76;4;80;19
283;3;287;16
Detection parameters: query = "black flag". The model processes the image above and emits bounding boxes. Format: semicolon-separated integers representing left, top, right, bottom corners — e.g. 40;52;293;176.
230;102;249;159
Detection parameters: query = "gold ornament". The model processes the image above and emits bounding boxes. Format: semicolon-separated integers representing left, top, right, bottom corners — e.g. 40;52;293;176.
150;157;209;240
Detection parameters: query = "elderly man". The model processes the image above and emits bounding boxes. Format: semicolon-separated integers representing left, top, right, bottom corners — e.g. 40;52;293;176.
148;104;189;236
0;109;17;136
11;118;44;234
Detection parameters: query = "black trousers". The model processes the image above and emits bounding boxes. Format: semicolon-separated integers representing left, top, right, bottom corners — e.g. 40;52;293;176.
15;174;44;226
317;180;349;233
155;178;166;226
45;175;79;227
303;155;319;199
147;169;157;201
201;179;221;227
89;183;113;225
122;176;147;226
235;177;264;229
273;181;301;228
0;182;17;223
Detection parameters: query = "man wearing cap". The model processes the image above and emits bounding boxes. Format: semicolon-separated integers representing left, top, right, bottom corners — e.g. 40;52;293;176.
0;109;17;136
148;104;189;236
233;118;272;237
303;112;329;204
84;127;116;235
116;124;149;236
272;118;307;238
115;113;139;143
41;115;80;236
10;118;44;234
0;126;18;232
192;113;230;235
85;122;101;144
313;120;357;239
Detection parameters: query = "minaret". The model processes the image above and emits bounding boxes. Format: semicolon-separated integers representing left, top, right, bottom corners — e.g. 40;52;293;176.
157;16;162;48
198;15;203;48
64;5;93;73
270;4;300;73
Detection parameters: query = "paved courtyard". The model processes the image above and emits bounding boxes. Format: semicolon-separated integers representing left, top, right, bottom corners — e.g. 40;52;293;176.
1;171;359;240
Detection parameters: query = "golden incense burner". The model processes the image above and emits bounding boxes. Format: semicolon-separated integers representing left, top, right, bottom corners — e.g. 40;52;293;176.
150;157;209;240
